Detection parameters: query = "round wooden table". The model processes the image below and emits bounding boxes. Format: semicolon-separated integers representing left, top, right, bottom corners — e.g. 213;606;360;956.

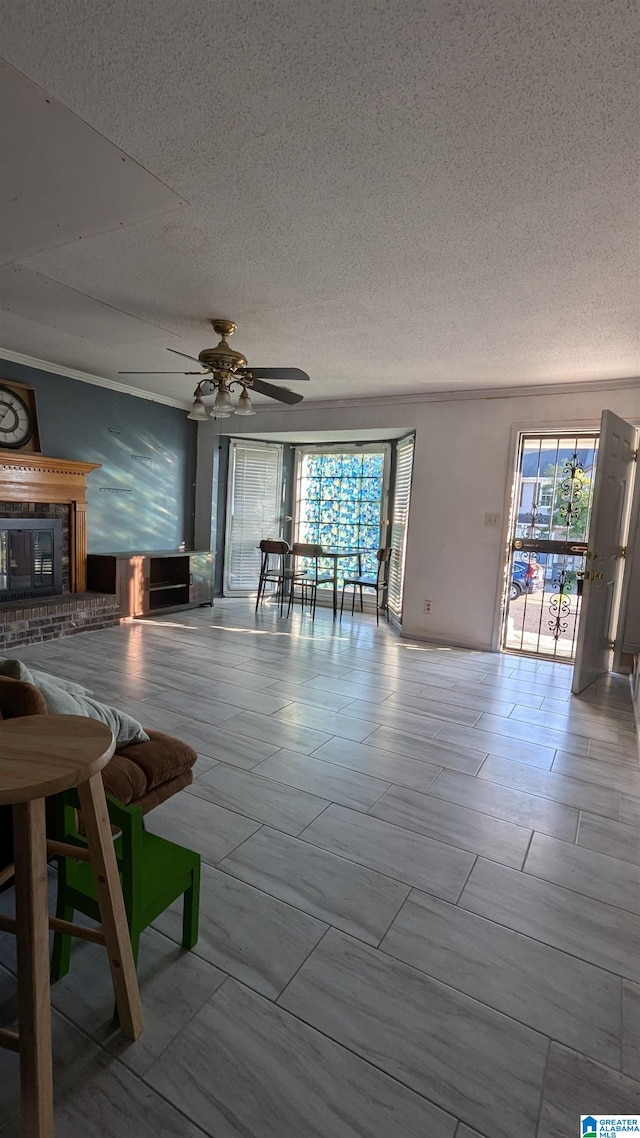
0;715;143;1138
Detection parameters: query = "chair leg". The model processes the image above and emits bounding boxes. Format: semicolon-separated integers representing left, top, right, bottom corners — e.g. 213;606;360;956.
12;799;55;1138
77;774;143;1041
50;898;75;983
182;861;201;950
359;584;364;613
351;586;356;615
255;573;264;612
340;584;346;619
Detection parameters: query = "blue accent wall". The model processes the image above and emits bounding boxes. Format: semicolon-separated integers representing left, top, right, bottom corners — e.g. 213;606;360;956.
0;359;197;553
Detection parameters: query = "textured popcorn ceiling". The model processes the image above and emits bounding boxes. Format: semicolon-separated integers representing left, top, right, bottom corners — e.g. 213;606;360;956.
0;0;638;406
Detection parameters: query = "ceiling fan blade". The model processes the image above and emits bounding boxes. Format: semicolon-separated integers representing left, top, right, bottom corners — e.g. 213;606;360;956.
245;367;310;382
118;370;204;375
167;348;204;364
251;378;304;405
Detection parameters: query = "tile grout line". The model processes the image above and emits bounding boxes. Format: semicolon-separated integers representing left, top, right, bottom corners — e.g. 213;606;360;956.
534;1036;554;1138
453;854;479;905
270;942;462;1132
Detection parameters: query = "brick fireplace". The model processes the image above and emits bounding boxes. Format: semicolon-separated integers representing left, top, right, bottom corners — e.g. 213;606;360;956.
0;453;120;648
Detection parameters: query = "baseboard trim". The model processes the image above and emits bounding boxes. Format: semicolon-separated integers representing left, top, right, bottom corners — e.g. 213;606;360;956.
399;629;494;653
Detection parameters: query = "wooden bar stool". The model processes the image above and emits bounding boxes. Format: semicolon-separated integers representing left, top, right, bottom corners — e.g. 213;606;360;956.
0;714;144;1138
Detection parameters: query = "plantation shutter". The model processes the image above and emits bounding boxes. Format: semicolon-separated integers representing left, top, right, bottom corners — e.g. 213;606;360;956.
388;435;414;618
224;441;283;593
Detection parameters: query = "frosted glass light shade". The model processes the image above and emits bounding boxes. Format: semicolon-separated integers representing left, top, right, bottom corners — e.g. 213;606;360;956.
187;395;208;420
212;387;233;417
235;389;256;416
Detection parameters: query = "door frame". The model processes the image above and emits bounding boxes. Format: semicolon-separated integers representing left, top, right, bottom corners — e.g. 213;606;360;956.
493;418;603;655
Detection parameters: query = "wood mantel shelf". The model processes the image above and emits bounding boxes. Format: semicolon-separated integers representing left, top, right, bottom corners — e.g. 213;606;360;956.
0;453;101;593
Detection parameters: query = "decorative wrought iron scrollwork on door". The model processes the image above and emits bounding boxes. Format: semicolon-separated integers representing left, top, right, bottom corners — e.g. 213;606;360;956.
548;563;577;643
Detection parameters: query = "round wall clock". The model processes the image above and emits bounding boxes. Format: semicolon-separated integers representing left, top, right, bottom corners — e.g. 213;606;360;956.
0;383;34;449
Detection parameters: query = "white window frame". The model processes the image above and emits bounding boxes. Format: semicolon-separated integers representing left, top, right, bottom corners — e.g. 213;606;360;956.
292;443;391;605
223;439;284;595
292;442;391;544
388;434;415;621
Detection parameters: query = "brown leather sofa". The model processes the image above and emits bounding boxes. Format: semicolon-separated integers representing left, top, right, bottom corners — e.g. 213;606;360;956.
0;674;197;871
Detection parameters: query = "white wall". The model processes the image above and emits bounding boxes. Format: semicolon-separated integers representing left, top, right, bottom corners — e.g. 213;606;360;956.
202;380;640;651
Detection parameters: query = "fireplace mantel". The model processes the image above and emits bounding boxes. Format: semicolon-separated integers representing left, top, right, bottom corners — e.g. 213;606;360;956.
0;453;100;592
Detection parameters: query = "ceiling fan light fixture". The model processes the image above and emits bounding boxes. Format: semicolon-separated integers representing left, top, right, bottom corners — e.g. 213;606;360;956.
124;319;309;413
212;386;234;417
235;388;256;416
187;392;209;421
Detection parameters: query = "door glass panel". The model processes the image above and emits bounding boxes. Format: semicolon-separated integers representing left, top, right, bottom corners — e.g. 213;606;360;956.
503;434;599;660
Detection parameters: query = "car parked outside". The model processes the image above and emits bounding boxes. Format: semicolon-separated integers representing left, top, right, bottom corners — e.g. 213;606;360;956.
511;559;545;600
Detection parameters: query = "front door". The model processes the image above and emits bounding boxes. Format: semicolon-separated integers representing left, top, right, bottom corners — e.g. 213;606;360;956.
502;432;599;661
572;410;637;694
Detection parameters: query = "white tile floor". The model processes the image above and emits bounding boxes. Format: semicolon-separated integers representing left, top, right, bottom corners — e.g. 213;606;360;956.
1;598;639;1137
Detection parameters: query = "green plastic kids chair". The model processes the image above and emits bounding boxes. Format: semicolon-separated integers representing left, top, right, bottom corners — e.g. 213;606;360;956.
50;789;200;982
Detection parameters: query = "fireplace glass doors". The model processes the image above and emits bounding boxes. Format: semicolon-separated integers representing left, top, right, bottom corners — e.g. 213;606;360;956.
0;518;62;601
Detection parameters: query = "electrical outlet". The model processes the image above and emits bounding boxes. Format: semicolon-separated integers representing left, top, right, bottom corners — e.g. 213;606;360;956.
484;512;500;528
423;600;432;614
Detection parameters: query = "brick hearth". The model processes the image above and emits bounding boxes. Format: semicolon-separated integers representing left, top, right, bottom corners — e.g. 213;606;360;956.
0;593;120;650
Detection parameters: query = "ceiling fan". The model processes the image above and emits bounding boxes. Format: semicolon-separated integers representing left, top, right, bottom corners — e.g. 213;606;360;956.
119;318;310;419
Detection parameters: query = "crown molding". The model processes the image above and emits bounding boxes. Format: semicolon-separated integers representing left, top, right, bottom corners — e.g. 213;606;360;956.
1;348;638;415
0;349;187;409
247;374;640;415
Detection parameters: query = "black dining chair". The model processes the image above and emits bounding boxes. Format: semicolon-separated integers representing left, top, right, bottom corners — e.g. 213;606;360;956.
287;543;334;621
340;547;392;625
255;539;303;616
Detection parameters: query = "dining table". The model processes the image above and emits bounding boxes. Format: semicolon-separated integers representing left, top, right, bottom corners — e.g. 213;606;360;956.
315;548;365;618
257;543;371;619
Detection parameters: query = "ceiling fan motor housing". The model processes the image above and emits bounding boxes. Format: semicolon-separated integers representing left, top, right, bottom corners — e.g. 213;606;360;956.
198;344;248;372
198;320;248;373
